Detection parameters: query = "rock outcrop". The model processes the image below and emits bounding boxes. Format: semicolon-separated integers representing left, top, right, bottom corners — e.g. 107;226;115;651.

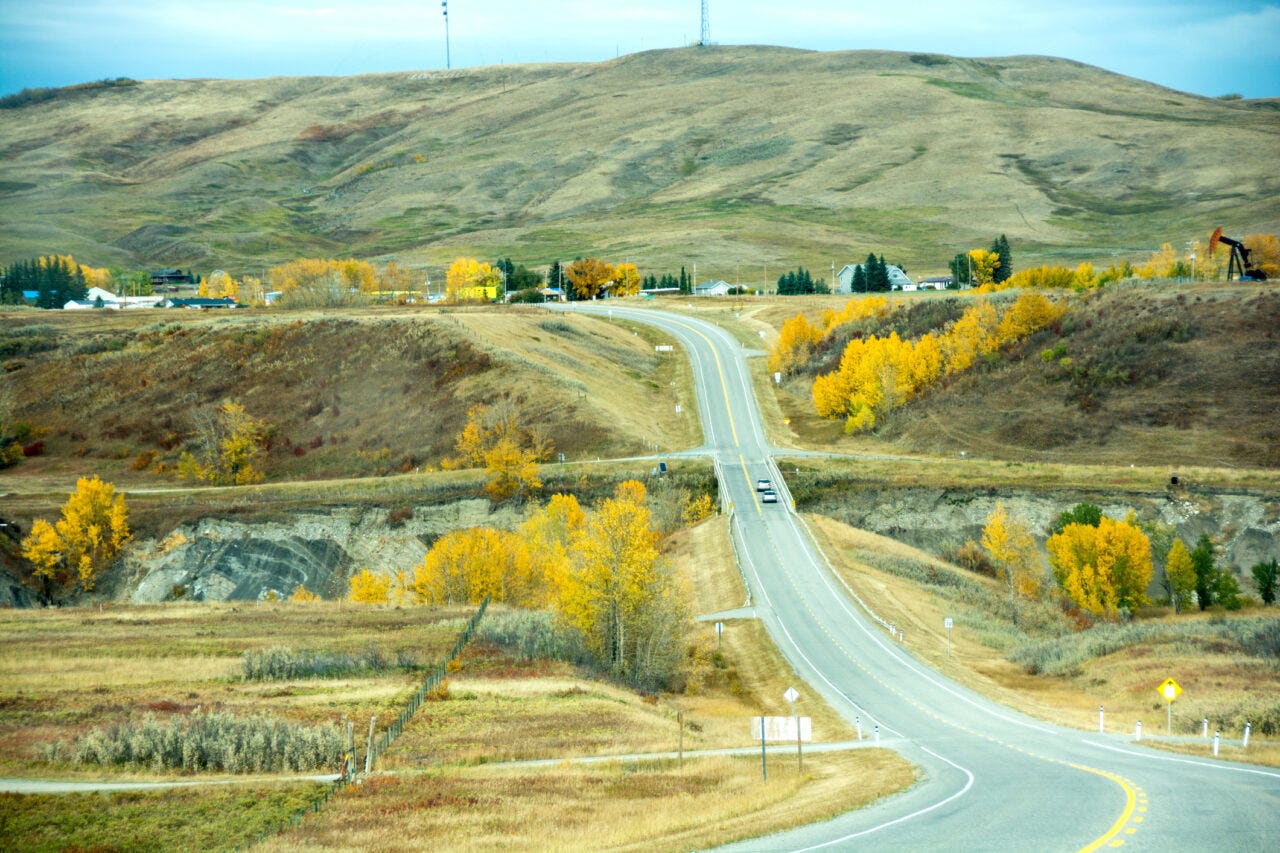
111;500;523;603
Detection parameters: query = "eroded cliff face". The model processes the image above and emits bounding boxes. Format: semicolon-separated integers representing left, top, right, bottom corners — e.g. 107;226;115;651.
811;485;1280;581
103;486;1278;606
110;500;523;603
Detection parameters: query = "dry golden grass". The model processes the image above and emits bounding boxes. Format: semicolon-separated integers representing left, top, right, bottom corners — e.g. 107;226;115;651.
804;515;1280;766
3;48;1276;278
0;601;473;777
261;751;913;853
0;306;695;509
747;282;1280;474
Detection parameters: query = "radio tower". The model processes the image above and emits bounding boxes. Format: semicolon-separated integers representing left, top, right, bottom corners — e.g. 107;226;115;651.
700;0;710;45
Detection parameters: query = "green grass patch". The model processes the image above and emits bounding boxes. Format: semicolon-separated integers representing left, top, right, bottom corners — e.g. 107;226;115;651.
0;782;326;853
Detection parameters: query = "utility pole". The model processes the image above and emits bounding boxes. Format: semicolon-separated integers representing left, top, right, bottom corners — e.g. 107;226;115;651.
442;1;451;70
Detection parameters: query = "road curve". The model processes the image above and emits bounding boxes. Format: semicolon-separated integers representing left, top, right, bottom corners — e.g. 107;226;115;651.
560;302;1280;852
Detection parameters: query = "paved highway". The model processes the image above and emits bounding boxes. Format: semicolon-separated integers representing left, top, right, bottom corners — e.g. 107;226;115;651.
561;302;1280;851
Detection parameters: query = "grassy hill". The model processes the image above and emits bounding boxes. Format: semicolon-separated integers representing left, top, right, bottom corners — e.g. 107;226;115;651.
0;305;697;492
1;46;1277;282
753;280;1280;470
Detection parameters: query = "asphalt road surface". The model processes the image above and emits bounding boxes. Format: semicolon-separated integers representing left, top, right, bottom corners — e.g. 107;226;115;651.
561;302;1280;852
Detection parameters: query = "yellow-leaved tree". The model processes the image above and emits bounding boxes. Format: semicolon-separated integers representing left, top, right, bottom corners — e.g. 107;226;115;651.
177;401;269;485
558;481;687;689
1162;538;1197;614
980;502;1043;623
445;257;503;302
21;475;130;599
518;493;585;604
565;258;616;300
968;249;1001;288
348;568;391;604
612;262;641;297
441;401;549;502
412;527;534;606
1046;514;1152;618
768;313;824;377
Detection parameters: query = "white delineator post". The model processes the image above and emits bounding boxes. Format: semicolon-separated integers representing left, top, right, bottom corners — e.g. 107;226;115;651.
1243;722;1251;749
1098;705;1104;733
1213;730;1221;756
1135;720;1142;741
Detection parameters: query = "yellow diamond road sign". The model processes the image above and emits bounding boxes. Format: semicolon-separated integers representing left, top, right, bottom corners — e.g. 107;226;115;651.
1158;677;1182;702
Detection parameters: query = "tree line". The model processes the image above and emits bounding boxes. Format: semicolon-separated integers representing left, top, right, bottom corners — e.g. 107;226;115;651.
979;500;1277;623
338;480;705;691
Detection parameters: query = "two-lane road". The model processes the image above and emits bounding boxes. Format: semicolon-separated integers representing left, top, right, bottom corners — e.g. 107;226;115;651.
561;302;1280;851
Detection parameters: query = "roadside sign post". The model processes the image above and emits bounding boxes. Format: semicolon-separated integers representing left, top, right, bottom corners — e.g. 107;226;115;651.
678;710;684;767
1157;677;1182;735
944;617;953;654
785;687;801;771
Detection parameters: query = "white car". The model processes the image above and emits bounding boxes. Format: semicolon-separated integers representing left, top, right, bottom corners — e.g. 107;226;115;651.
761;489;779;504
755;479;771;492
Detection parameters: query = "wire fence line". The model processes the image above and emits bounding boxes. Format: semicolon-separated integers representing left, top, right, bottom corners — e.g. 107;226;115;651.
235;596;491;851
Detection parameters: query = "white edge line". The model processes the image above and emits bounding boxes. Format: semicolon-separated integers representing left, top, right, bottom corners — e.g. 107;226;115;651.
1081;739;1280;779
793;745;976;852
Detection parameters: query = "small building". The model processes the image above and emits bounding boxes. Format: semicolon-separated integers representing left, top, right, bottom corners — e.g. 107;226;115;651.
836;264;913;293
918;276;956;290
150;268;198;288
693;280;733;297
162;297;236;309
64;298;120;310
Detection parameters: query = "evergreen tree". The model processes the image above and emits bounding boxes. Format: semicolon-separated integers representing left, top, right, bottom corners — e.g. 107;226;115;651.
865;253;890;292
949;252;972;286
679;266;690;294
1190;534;1216;611
851;264;866;292
991;234;1012;283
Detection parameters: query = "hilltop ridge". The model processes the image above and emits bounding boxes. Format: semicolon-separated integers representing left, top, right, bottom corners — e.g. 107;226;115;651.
1;46;1277;279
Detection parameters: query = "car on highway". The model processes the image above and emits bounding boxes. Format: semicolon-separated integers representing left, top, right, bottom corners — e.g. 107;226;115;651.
756;479;771;492
761;489;778;504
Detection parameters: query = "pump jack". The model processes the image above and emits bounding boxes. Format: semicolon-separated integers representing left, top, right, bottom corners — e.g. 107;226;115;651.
1209;227;1267;281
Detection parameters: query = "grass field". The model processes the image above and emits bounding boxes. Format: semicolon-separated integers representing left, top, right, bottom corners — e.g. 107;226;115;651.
802;514;1280;766
0;515;916;850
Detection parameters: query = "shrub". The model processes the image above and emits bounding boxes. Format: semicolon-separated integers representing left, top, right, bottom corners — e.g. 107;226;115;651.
241;646;417;680
57;710;342;773
476;609;589;664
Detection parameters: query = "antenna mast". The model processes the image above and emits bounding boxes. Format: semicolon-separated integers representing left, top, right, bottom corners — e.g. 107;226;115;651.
442;1;451;70
700;0;710;45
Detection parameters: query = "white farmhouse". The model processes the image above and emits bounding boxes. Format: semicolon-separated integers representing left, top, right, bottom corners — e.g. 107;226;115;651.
836;264;913;293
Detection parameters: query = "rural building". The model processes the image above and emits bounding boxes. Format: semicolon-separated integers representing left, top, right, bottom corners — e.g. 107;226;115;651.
150;268;198;288
836;264;913;293
918;276;956;290
162;297;237;309
693;280;732;297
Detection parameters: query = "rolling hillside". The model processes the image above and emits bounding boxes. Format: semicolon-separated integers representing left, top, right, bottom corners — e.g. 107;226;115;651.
1;46;1277;282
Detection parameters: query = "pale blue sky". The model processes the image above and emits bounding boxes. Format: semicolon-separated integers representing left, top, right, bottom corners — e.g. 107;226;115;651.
2;1;1278;97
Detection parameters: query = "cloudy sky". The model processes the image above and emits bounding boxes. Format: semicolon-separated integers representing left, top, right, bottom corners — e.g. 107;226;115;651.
2;1;1278;98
